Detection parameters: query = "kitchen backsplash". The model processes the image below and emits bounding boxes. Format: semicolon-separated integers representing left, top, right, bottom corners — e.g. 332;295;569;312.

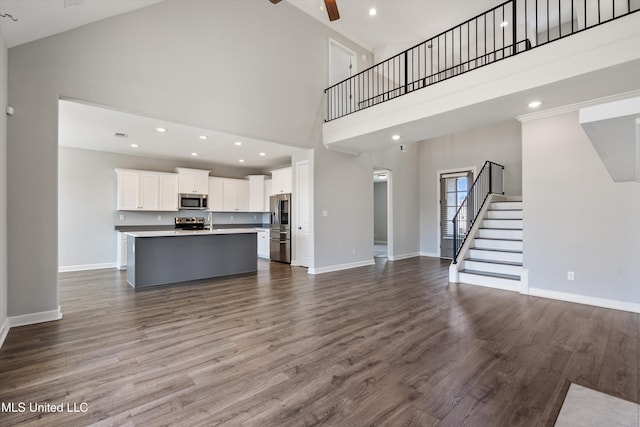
113;211;270;226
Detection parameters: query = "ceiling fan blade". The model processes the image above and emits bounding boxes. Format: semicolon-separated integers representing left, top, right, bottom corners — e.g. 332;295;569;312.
324;0;340;21
269;0;282;4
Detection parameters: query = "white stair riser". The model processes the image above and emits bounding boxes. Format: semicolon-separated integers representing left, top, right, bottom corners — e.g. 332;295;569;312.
464;260;522;276
491;201;523;210
469;249;523;263
486;210;523;219
458;272;521;292
477;229;523;239
474;239;523;251
483;219;523;229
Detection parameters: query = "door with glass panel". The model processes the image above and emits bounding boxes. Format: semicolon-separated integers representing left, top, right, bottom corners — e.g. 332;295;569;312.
440;170;473;259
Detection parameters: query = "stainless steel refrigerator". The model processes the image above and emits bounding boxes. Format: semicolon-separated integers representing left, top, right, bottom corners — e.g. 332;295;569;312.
270;193;291;263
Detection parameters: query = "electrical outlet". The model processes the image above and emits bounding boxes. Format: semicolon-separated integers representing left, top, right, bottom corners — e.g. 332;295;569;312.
157;215;162;221
230;215;234;220
253;215;257;220
352;249;356;255
323;210;328;217
119;214;125;221
567;271;575;281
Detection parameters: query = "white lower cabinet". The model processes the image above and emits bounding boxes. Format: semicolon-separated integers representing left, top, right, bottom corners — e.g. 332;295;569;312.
257;229;270;259
116;232;127;270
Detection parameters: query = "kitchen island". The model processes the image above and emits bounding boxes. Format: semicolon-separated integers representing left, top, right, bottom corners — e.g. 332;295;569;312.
125;229;258;288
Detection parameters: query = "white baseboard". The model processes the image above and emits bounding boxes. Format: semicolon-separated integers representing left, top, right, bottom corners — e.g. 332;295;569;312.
308;259;375;275
420;252;440;258
528;288;640;314
0;317;9;349
9;306;63;328
388;252;420;261
374;240;388;244
59;262;116;273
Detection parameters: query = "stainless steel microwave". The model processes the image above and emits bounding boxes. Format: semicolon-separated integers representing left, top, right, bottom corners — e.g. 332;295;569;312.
179;193;208;210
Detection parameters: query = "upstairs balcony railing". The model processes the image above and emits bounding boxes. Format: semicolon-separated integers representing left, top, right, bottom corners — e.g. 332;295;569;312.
324;0;640;122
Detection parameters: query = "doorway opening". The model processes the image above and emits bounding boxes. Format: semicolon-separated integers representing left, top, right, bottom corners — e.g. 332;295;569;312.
438;168;474;259
373;169;390;259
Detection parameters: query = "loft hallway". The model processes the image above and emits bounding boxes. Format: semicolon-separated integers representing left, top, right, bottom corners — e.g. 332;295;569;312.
322;1;640;157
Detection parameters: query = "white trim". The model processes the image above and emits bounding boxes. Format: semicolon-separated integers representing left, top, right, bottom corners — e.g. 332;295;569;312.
420;252;440;258
0;317;9;349
516;89;640;122
9;306;63;328
308;259;375;275
528;288;640;314
59;262;117;273
388;252;420;261
374;240;388;245
520;268;530;295
436;166;477;257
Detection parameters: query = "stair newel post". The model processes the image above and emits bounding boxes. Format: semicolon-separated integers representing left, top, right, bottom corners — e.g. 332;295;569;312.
452;217;458;263
488;161;493;194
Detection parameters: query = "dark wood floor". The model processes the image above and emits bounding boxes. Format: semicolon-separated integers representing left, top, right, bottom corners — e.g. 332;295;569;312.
1;257;638;426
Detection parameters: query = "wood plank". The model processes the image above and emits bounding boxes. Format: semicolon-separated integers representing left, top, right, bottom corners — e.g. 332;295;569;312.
0;258;638;425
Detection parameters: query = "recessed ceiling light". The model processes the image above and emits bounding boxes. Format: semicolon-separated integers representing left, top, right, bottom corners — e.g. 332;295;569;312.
234;141;242;146
500;21;508;27
155;127;167;133
199;135;207;140
259;152;266;157
392;134;400;141
239;159;245;163
528;100;542;108
130;144;138;148
191;152;198;157
369;8;377;16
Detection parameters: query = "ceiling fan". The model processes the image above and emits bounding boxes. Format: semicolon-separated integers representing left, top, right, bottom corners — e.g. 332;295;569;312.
269;0;340;22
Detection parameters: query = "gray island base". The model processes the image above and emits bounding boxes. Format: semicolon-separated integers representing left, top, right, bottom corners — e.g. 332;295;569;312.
126;229;258;288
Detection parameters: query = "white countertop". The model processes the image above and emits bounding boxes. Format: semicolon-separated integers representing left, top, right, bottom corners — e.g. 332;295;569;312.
126;228;259;238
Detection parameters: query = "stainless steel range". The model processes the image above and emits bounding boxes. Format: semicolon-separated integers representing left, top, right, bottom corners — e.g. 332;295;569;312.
175;217;206;230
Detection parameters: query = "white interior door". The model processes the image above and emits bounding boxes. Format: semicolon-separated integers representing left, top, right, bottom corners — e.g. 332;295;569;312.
296;160;310;267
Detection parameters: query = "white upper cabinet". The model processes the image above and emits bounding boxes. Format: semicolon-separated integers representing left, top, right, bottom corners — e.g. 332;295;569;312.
117;170;140;210
263;179;272;212
209;177;250;212
116;169;178;211
248;175;266;212
208;177;225;212
223;178;250;212
270;167;292;195
175;167;210;195
158;173;179;211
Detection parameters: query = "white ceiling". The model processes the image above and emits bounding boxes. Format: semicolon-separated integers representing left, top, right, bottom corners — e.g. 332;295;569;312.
0;0;515;168
286;0;506;58
0;0;164;48
58;100;302;169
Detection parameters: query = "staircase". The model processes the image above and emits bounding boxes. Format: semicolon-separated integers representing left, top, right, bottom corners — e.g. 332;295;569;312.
458;196;523;291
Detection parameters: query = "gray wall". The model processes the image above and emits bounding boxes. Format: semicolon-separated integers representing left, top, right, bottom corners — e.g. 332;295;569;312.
419;120;522;255
373;182;387;243
522;111;640;303
1;29;7;329
7;0;371;317
58;146;269;269
370;143;421;257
